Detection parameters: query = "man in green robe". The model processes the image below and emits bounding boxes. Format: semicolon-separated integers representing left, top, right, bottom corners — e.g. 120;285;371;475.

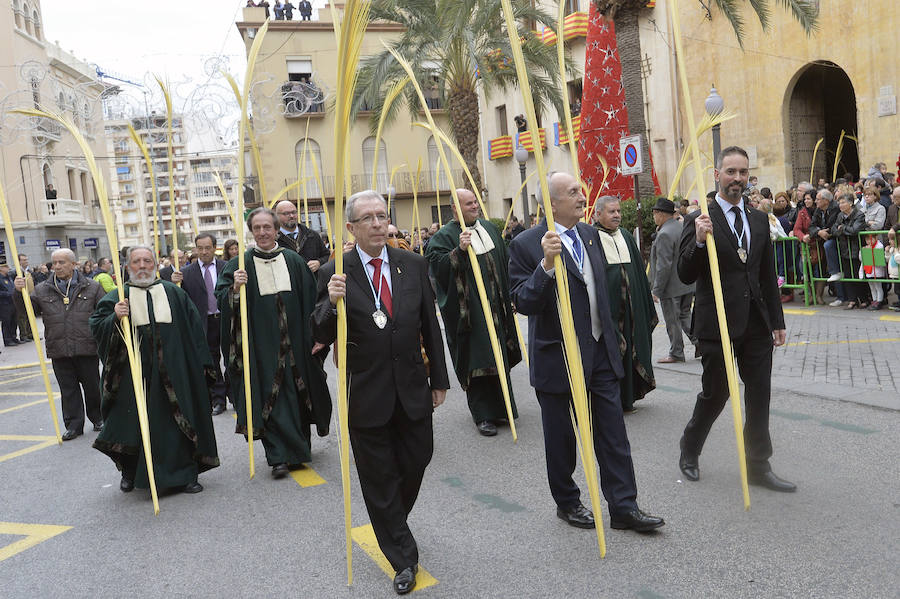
217;207;331;479
594;196;658;412
426;189;521;436
90;245;219;495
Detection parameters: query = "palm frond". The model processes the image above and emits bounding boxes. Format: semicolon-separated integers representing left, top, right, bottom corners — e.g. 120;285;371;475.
776;0;820;34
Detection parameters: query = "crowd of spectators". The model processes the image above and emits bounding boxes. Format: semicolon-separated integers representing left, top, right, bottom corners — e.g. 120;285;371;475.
246;0;313;21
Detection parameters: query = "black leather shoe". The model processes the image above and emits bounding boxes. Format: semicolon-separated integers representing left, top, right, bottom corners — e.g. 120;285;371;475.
610;508;665;532
393;565;417;595
182;481;203;494
211;404;226;416
272;463;290;479
120;476;134;493
749;470;796;493
61;429;81;441
556;503;595;529
679;438;699;481
93;421;103;432
476;420;497;436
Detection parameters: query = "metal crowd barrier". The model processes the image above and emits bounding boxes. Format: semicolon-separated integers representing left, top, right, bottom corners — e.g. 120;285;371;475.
803;229;897;304
772;236;809;304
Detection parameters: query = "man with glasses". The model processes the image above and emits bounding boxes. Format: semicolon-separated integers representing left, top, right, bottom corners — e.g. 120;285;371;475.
313;190;449;595
217;207;332;479
426;188;522;436
274;199;330;274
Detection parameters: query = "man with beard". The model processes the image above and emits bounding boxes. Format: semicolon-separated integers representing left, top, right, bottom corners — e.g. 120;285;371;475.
90;246;219;494
593;196;657;412
426;188;521;436
274;199;330;275
217;207;331;479
677;146;794;492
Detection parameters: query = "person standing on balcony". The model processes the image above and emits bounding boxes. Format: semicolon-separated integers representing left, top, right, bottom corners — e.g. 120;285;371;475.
274;199;330;274
298;0;312;21
45;183;57;199
283;1;294;20
273;1;284;20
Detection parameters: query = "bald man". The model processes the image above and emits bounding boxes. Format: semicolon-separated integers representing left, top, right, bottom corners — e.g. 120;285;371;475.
274;200;330;272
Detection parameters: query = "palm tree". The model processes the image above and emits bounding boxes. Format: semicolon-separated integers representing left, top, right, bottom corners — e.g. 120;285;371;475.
354;0;576;193
595;0;819;197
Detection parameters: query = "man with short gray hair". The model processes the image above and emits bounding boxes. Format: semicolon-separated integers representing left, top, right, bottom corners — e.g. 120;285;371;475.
15;249;105;440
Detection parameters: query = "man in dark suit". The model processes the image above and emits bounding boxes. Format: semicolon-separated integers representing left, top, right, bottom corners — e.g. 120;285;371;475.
649;197;697;362
508;171;664;534
677;146;794;492
158;249;185;282
312;190;449;596
171;233;228;415
274;200;331;274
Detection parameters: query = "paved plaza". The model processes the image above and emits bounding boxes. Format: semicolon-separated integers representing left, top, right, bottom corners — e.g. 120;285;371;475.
0;305;897;598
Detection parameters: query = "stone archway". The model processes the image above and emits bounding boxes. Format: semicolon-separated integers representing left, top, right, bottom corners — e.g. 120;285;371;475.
785;61;859;185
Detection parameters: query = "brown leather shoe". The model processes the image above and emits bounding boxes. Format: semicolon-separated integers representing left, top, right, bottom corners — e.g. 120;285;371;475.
657;355;684;364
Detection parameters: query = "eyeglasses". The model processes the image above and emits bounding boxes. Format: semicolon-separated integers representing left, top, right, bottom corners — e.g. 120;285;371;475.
351;213;389;225
387;232;399;238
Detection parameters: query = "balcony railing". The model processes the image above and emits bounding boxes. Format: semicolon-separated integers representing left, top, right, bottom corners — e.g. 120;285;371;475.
41;198;85;225
281;80;326;118
31;117;62;143
287;169;463;200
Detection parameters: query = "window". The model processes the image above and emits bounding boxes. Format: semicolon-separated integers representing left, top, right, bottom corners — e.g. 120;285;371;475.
564;0;580;16
426;136;448;190
362;137;388;192
295;138;323;197
13;1;22;28
67;168;77;202
496;104;508;137
33;10;41;39
286;58;313;82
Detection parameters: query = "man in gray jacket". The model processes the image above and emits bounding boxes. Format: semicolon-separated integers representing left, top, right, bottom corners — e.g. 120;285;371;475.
15;249;106;440
649;197;697;362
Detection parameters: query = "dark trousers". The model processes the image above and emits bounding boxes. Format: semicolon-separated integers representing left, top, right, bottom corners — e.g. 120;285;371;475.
0;304;15;344
535;338;638;516
659;293;695;360
206;314;226;408
52;355;102;432
350;398;433;572
14;300;32;340
682;307;774;471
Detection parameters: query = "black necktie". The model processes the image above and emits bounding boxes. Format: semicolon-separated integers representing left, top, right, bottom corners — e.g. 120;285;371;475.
731;206;746;248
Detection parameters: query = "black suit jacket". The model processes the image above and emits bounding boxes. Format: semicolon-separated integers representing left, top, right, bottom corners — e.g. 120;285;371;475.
181;259;226;333
508;221;624;395
678;201;784;341
312;246;450;428
158;265;175;282
277;223;330;264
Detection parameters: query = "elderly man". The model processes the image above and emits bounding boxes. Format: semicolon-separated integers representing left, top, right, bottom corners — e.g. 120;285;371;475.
509;171;664;534
90;246;219;494
313;190;449;595
274;199;330;274
677;146;793;492
14;250;105;439
217;208;332;479
172;234;228;415
593;196;657;412
426;188;521;436
649;197;697;363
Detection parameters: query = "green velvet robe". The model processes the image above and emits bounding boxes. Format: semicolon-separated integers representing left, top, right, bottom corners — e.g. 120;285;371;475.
90;281;219;490
597;227;658;411
216;248;331;466
426;218;521;422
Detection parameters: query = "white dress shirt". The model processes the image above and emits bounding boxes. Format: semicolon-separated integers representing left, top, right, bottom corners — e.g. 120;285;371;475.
355;244;393;294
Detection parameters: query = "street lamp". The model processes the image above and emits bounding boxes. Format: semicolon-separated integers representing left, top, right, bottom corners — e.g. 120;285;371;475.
514;144;529;223
705;86;724;192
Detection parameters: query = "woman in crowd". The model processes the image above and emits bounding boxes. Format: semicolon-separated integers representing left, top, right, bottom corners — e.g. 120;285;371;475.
223;239;240;261
830;192;868;309
792;189;823;303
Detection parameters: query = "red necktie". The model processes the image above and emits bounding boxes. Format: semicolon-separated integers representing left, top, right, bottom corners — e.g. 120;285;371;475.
369;258;392;317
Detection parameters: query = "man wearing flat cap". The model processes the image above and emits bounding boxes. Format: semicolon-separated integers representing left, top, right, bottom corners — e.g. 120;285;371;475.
649;197;697;363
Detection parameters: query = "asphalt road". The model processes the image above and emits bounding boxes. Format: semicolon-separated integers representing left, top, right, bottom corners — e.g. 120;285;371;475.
0;310;897;598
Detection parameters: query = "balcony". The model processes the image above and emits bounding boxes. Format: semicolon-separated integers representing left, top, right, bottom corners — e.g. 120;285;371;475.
488;135;513;160
31;118;62;143
41;198;85;225
281;81;326;118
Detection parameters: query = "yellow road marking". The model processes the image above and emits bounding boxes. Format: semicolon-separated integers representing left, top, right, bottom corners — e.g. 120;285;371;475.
0;372;42;385
786;337;900;348
0;522;72;563
879;314;900;322
0;362;40;371
290;466;326;487
351;524;437;591
783;308;817;315
0;435;58;464
0;399;48;415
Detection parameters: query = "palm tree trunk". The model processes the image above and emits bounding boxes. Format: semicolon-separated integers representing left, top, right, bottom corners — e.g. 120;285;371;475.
614;6;655;199
446;87;484;193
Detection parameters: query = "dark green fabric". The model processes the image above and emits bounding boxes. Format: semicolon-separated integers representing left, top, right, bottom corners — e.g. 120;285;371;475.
216;248;331;466
90;281;219;490
598;228;658;410
426;218;520;422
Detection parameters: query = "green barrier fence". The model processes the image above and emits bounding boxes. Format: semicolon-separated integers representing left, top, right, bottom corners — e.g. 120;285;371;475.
804;229;897;304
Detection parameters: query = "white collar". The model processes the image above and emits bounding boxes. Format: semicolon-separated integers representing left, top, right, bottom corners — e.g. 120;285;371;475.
356;244;389;266
715;194;744;214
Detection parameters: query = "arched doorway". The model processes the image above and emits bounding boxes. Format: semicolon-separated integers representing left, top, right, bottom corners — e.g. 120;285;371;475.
785;61;859;185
